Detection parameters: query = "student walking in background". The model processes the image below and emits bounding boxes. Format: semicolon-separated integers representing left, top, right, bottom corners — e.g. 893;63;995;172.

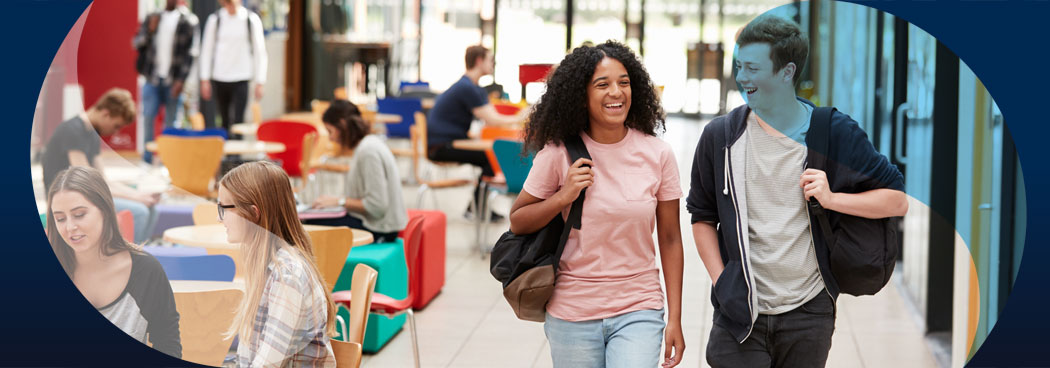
199;0;266;135
133;0;199;164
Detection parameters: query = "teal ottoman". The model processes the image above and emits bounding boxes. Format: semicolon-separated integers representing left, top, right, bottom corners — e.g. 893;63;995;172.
332;240;408;353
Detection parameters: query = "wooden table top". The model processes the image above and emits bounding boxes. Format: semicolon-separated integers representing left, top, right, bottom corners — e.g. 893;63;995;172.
146;140;286;155
170;280;245;293
452;139;495;152
162;224;373;250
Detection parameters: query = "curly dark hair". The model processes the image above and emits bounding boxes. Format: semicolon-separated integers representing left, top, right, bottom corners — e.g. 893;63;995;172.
523;40;664;153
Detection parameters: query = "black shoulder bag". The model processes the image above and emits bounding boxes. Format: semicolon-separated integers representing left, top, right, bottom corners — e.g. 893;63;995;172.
489;135;590;322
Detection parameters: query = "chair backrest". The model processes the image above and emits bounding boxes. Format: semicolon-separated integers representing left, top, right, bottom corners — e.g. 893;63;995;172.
154;254;236;281
399;214;426;301
346;264;378;344
171;281;244;366
398;81;430;94
300;132;319;188
157;135;225;196
116;210;134;243
480;126;524;177
331;339;363;368
377;98;423;138
519;64;554;85
188;112;206;130
162;127;229;140
311;100;331;118
492;103;522;116
192;202;219;225
306;226;355;292
410;112;428;183
256;120;319;178
493;139;533;194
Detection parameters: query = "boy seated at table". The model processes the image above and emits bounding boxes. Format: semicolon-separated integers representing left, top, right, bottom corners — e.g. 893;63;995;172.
41;88;161;244
427;45;530;221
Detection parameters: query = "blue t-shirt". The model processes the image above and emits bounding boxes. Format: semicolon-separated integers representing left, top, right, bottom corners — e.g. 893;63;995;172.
427;75;488;146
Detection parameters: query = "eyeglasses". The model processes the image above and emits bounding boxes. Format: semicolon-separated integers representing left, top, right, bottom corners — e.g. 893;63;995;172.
217;202;236;221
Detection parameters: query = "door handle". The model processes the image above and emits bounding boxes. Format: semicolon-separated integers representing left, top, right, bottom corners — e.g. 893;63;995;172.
894;102;910;164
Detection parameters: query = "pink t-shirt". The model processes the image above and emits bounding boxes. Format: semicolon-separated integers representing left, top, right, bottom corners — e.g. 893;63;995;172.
522;128;682;321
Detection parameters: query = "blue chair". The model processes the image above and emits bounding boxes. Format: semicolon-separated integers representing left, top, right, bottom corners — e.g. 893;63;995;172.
376;98;423;138
481;140;534;245
162;127;229;140
154;254;236;281
398;81;430;94
491;139;533;194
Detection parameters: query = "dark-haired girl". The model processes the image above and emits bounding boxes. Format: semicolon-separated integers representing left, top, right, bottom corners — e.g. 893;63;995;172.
508;41;685;368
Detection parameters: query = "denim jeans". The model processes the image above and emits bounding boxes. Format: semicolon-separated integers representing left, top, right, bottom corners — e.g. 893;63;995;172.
141;79;182;164
706;292;836;368
113;197;159;244
544;308;665;368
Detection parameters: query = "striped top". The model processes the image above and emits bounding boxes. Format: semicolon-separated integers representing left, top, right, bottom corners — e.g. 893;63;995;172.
238;247;336;367
744;106;825;315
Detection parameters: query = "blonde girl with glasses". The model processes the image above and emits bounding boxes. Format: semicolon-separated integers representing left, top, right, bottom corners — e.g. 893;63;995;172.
217;161;336;367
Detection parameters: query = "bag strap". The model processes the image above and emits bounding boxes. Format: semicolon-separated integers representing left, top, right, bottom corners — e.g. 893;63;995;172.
553;135;591;271
806;106;837;248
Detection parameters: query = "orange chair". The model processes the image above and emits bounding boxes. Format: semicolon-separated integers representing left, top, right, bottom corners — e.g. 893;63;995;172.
116;210;134;243
479;126;524;179
332;214;425;368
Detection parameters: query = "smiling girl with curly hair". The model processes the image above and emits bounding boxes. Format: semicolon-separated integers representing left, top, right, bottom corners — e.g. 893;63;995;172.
510;40;686;368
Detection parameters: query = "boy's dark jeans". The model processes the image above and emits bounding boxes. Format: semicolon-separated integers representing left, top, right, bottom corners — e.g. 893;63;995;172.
707;293;836;368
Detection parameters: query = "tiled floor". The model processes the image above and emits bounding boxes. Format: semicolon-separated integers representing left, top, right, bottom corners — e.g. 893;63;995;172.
361;116;941;368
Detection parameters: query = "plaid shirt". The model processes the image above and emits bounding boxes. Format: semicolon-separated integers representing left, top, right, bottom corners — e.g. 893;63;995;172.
238;248;336;368
133;7;199;85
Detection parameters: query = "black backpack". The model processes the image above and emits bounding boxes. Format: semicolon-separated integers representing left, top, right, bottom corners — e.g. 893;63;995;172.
807;107;902;296
489;135;589;322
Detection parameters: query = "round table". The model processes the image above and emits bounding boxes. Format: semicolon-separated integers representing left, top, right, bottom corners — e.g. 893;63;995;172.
146;140;286;155
163;224;374;280
162;224;372;250
373;113;402;124
230;123;258;136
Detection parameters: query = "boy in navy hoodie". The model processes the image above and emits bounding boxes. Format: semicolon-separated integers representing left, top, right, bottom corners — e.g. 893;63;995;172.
686;15;907;367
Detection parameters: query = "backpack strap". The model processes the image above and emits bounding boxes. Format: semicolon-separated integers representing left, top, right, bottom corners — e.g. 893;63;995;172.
807;106;837;248
553;135;591;272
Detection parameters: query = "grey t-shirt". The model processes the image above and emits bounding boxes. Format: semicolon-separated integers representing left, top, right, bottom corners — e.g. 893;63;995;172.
42;116;101;192
745;104;826;315
345;135;408;233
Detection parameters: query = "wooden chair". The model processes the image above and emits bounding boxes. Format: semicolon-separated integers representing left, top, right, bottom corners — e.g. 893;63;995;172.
305;226;356;292
171;281;245;367
333;264;378;368
410;111;474;209
157;135;224;198
192;202;219;225
251;102;262;125
188;112;206;130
